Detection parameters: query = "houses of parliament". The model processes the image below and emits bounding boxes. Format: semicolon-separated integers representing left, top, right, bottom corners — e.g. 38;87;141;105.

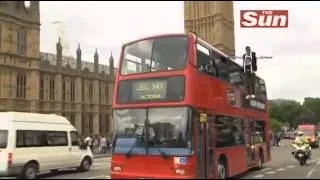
0;1;235;136
0;1;115;136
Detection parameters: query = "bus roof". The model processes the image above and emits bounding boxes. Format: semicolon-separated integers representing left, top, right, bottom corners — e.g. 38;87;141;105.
123;33;187;46
121;32;265;82
0;112;71;125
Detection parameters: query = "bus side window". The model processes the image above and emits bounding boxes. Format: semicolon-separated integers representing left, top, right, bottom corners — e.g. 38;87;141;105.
214;56;229;82
259;79;267;100
215;115;245;147
196;44;217;76
255;77;262;98
253;121;265;143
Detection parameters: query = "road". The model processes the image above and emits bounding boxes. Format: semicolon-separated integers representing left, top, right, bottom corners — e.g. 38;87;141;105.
40;157;111;179
240;141;320;179
35;140;320;179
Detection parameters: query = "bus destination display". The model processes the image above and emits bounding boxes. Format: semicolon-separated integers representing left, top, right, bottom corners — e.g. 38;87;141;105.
132;80;167;101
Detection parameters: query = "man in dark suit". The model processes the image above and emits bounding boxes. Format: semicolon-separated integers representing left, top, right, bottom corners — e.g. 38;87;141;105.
242;46;257;99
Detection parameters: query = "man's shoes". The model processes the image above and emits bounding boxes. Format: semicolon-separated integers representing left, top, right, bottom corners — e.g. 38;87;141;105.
245;94;256;99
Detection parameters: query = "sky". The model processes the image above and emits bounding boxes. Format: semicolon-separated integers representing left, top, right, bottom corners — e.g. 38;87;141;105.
39;1;320;102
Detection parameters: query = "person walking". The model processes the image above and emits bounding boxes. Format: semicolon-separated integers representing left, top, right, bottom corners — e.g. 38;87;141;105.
84;135;93;152
100;135;107;154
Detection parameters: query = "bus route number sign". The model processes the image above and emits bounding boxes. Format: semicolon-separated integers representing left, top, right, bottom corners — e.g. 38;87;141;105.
132;80;168;101
174;157;187;165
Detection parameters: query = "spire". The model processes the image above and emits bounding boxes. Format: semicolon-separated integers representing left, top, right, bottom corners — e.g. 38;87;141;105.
56;36;62;71
76;43;81;55
109;52;114;65
94;48;99;73
76;42;82;70
109;52;114;76
94;48;98;59
56;36;62;52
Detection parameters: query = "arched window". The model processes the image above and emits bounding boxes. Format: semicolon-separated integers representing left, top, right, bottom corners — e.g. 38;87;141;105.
70;78;75;102
89;82;93;102
16;73;26;99
17;28;27;55
39;74;44;100
105;85;109;104
49;76;55;101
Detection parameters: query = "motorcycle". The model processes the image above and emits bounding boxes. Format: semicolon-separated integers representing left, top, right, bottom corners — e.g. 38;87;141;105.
291;142;310;166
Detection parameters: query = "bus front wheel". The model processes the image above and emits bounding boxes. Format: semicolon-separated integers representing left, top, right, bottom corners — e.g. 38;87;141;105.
217;159;228;179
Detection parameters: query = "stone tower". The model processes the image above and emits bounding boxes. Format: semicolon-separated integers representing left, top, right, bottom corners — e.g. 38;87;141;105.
0;1;41;112
184;1;235;56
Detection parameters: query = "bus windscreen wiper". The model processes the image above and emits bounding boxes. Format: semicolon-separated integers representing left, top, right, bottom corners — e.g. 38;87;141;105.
149;141;168;159
156;146;168;159
125;141;136;158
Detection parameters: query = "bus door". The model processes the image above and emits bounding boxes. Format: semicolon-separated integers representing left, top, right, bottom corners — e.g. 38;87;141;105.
196;112;206;178
196;112;215;179
206;115;215;178
245;118;255;167
196;113;206;179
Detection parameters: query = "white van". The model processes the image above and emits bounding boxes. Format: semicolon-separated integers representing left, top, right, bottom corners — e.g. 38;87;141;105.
0;112;93;179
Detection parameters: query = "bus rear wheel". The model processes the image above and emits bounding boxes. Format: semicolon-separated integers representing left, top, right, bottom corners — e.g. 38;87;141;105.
218;160;227;179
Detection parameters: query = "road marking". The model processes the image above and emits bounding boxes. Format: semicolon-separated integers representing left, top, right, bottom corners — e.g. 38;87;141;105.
309;159;317;163
265;171;276;175
276;168;285;171
287;165;295;168
253;174;264;178
91;166;108;170
307;168;315;178
260;168;272;172
317;160;320;165
94;162;108;166
0;178;15;179
88;175;110;179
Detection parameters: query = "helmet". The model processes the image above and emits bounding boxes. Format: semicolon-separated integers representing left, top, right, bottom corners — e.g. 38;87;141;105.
297;131;304;136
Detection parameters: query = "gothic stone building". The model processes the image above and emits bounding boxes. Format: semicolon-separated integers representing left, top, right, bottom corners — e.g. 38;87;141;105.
184;1;235;56
0;1;115;136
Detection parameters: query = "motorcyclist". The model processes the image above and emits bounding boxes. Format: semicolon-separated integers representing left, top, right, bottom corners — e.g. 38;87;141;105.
293;131;311;158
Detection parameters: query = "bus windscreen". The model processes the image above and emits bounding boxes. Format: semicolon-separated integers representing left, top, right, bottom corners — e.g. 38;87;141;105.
120;36;188;75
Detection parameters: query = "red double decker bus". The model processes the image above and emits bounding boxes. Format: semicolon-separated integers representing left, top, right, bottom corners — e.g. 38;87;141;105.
111;33;271;179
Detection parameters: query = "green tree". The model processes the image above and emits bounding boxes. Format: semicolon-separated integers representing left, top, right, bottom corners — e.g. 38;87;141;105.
269;99;303;128
303;97;320;124
294;108;317;125
270;118;282;131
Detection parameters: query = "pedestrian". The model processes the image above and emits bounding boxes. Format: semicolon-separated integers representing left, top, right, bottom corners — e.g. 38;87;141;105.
106;137;111;153
93;136;100;154
100;135;107;154
277;132;281;147
84;135;93;152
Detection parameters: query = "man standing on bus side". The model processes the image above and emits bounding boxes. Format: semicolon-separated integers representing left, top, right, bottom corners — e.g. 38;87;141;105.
242;46;257;99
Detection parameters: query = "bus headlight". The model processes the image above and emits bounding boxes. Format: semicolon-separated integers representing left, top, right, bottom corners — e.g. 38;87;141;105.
175;169;185;175
113;166;122;172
